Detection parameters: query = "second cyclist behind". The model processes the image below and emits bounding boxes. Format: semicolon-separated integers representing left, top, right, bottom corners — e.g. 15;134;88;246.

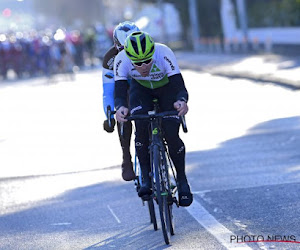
102;21;140;181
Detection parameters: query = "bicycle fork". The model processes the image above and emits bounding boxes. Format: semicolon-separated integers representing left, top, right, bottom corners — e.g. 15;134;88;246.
149;119;175;205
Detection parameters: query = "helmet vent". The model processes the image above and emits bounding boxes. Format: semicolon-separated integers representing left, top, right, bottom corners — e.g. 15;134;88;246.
132;31;142;36
140;35;146;53
145;45;155;57
131;37;139;55
120;26;131;32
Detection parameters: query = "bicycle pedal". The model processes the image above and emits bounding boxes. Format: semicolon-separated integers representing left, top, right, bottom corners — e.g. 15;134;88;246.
173;197;179;207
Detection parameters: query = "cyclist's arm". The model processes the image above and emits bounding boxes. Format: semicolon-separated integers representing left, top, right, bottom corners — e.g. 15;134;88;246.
114;79;128;110
169;73;189;102
160;45;188;102
114;51;131;110
102;47;117;118
114;78;129;122
102;67;115;118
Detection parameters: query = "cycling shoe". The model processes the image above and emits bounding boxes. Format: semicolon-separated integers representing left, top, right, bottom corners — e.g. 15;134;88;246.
138;184;152;198
121;161;136;181
177;182;193;207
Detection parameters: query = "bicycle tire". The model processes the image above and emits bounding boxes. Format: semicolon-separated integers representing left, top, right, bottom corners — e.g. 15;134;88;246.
166;197;175;235
161;152;175;236
153;145;171;244
135;155;158;231
147;199;158;231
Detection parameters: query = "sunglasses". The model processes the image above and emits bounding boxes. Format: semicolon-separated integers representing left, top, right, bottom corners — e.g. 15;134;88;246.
133;59;152;67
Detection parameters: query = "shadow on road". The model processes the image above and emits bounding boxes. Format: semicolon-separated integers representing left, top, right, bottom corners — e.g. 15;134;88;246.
1;116;300;249
0;179;183;249
186;116;300;191
184;116;300;245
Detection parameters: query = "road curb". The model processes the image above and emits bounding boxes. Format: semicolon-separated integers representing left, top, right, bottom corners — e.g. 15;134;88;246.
178;62;300;90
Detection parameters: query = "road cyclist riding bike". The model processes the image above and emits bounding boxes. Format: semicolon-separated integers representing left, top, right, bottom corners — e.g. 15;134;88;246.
114;31;193;207
102;21;140;181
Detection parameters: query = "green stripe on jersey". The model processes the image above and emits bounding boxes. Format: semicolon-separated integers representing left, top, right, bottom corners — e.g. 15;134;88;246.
136;75;169;89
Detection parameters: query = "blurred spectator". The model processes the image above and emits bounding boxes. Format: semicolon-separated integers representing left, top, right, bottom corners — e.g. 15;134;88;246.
0;23;114;81
0;35;10;79
84;27;96;67
70;30;84;68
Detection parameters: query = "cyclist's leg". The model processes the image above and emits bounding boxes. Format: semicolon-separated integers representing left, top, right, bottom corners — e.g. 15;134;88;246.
129;80;153;197
157;85;193;207
117;120;135;181
162;119;193;206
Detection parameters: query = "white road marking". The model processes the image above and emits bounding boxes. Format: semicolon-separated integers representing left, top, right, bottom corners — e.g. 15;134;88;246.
50;222;72;226
107;205;121;224
186;200;252;249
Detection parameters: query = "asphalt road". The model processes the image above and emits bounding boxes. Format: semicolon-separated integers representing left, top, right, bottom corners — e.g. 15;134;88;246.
0;69;300;249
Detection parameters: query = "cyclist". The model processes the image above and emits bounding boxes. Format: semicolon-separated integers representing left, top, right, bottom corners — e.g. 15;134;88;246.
102;21;140;181
114;31;193;207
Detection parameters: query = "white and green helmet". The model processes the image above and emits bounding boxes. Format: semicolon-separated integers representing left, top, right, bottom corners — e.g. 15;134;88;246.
124;31;155;63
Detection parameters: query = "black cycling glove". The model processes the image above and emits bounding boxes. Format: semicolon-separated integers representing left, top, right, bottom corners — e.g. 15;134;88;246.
103;118;116;133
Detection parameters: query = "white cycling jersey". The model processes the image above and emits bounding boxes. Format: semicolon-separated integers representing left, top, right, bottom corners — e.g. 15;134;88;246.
114;43;181;89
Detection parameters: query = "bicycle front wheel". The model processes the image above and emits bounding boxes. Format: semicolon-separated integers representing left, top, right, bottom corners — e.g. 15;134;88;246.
153;145;171;244
162;151;175;236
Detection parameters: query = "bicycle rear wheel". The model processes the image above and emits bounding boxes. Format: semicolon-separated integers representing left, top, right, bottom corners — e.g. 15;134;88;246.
135;155;157;231
153;145;171;244
147;199;158;230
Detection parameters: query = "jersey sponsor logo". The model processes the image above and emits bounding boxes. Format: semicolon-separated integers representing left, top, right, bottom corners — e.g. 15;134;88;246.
164;56;175;70
107;57;115;70
150;72;164;80
105;72;114;79
131;72;164;80
151;64;160;72
115;59;122;76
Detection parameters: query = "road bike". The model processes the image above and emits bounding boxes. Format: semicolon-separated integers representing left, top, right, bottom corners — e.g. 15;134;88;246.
108;102;187;244
125;99;187;244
